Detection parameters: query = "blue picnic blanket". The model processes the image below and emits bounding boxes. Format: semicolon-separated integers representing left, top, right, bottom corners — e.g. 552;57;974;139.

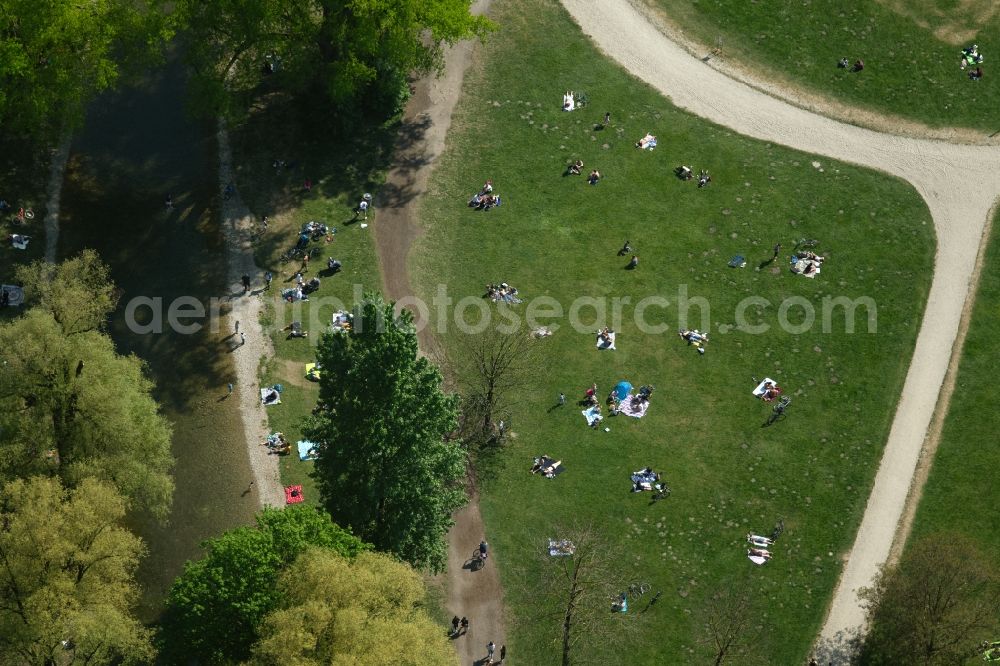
297;440;319;461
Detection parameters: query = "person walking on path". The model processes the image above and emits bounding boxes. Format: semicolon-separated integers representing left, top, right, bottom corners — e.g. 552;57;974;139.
239;332;246;347
486;641;495;663
603;111;611;126
235;320;240;334
772;243;781;260
227;382;233;397
460;617;468;635
241;273;251;293
500;644;506;662
264;271;273;290
559;392;566;406
451;616;460;636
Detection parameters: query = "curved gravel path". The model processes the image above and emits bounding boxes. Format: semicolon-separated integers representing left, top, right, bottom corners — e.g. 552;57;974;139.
561;0;1000;660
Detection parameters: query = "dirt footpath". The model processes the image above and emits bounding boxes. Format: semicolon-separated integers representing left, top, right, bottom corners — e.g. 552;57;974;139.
370;1;507;664
560;0;1000;661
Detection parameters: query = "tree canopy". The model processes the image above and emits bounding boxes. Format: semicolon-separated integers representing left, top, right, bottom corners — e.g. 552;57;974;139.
0;476;154;665
250;548;456;666
0;0;173;137
0;255;173;518
859;532;1000;665
177;0;493;118
304;292;466;573
160;506;368;664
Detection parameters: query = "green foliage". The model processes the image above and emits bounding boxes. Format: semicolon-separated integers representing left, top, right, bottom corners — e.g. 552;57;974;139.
160;506;368;664
177;0;493;118
859;533;1000;664
0;476;154;665
16;250;117;335
250;548;456;666
0;0;173;138
0;260;174;517
304;292;466;573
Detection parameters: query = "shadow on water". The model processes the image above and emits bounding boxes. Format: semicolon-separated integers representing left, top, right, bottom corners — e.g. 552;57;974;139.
58;53;259;620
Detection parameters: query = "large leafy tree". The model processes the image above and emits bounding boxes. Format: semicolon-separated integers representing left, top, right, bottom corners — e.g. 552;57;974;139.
0;254;174;518
304;291;466;572
251;548;455;666
160;507;368;664
0;0;173;137
0;476;154;665
859;532;1000;665
177;0;493;117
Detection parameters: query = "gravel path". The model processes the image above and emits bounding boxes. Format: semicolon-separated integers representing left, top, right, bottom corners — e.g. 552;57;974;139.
561;0;1000;660
217;121;284;509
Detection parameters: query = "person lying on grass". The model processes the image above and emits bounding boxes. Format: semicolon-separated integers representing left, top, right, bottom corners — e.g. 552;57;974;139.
747;534;774;547
698;169;712;188
748;547;772;559
635;132;656;149
568;159;584;175
597;327;614;346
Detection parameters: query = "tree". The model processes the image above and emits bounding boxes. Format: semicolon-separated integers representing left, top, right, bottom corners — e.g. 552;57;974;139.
16;251;118;336
454;328;538;447
0;256;174;518
160;506;368;664
697;578;763;665
250;548;455;666
177;0;494;118
858;532;1000;665
529;525;635;666
0;1;173;137
0;476;154;665
304;292;466;573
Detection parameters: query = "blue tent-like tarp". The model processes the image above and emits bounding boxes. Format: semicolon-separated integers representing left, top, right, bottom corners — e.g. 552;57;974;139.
614;381;632;401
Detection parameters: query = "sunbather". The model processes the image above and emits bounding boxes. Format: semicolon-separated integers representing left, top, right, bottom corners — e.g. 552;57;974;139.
563;91;575;111
748;547;772;559
568;159;584;175
747;534;774;547
635;133;656;149
698;169;712;188
679;329;708;353
597;327;614;345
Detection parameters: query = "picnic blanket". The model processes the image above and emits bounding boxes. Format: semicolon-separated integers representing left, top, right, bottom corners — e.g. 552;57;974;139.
10;235;29;250
619;395;649;419
284;485;304;504
631;469;659;487
297;440;319;461
331;310;352;332
748;554;769;566
596;331;616;350
548;539;576;557
1;285;24;307
791;257;821;278
581;406;603;426
260;387;282;406
752;378;778;397
533;456;565;478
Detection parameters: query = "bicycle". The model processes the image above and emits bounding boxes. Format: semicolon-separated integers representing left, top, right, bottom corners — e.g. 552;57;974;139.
651;483;671;502
794;238;819;251
628;582;651;598
10;207;34;225
764;395;791;426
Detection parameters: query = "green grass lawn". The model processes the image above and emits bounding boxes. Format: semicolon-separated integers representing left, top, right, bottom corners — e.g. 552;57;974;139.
905;207;1000;634
412;0;936;662
649;0;1000;131
229;99;390;508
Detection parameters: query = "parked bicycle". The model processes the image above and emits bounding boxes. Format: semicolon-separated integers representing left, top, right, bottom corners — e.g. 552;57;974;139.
764;395;791;426
794;238;819;251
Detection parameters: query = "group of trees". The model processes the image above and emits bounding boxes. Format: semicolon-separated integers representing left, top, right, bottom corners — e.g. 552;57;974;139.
0;253;173;663
2;0;493;137
159;506;459;665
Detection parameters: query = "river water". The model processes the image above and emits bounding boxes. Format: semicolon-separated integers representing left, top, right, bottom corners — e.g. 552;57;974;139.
57;57;259;619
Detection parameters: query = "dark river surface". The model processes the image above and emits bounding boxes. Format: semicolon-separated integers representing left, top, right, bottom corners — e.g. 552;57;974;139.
58;55;259;619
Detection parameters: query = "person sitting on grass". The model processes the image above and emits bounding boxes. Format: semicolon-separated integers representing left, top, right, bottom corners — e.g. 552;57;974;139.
852;59;864;72
618;240;632;256
481;179;493;195
607;392;621;415
627;255;638;269
970;66;984;81
597;327;614;346
568;159;584;175
676;165;693;180
588;169;601;185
